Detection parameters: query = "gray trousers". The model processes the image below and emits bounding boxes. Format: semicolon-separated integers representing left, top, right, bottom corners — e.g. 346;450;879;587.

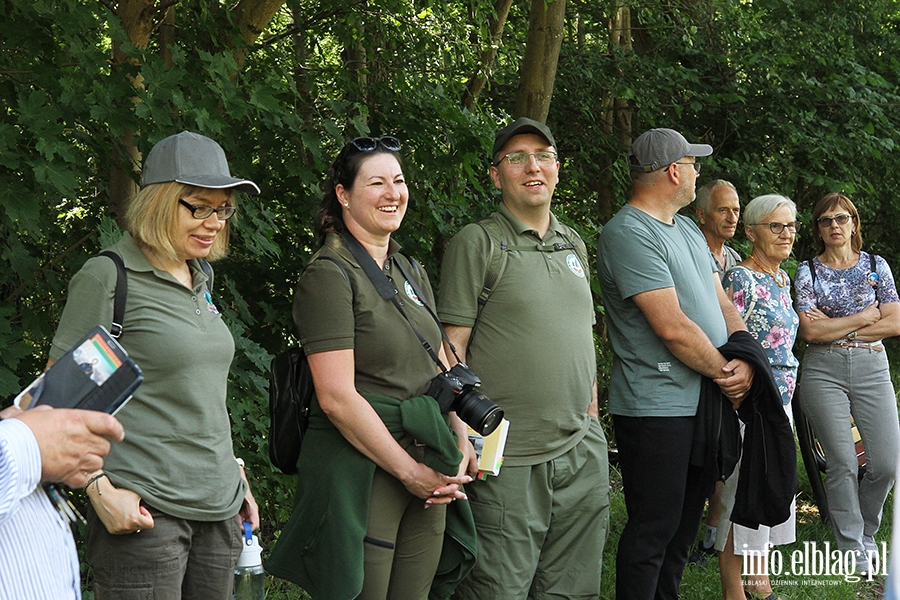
798;344;900;552
86;504;243;600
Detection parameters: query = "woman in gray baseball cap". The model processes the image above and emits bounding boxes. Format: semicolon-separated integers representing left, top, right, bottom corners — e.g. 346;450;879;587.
48;131;260;598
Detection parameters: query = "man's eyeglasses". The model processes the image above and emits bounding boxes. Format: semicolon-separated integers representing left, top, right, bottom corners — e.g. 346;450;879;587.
673;162;701;174
350;136;402;152
179;199;236;221
816;213;852;228
495;151;558;167
756;221;798;235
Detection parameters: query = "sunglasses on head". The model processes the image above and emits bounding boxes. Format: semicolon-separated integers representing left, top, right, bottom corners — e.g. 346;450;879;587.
349;136;402;152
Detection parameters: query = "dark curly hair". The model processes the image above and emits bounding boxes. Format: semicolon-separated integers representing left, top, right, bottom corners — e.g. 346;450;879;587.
316;139;403;244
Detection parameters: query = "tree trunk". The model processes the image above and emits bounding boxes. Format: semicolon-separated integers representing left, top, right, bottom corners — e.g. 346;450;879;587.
514;0;566;122
341;20;368;130
290;1;315;164
108;0;157;227
596;3;633;223
231;0;289;70
159;3;176;68
462;0;514;110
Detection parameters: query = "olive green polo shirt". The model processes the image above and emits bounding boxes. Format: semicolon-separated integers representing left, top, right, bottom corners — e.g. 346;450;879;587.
437;205;597;466
50;233;245;521
293;233;443;401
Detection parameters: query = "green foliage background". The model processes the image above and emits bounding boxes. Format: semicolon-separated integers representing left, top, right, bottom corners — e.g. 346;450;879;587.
4;0;900;594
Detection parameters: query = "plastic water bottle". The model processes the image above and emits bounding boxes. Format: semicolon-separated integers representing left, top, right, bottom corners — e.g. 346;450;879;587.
233;522;265;600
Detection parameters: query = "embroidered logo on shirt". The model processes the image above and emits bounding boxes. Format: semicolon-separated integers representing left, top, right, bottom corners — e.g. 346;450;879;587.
658;362;671;372
205;290;219;314
566;254;585;278
404;281;425;307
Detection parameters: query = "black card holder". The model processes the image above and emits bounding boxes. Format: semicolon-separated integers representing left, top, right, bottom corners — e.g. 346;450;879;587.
17;325;143;415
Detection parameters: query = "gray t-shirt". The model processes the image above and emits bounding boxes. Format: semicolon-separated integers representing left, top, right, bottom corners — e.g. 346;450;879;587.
598;206;728;417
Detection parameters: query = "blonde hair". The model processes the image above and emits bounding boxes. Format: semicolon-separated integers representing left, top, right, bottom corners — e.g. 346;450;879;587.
125;182;233;263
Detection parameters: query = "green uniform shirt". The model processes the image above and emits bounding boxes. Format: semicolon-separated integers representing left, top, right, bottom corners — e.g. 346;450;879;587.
293;233;442;401
50;233;245;521
597;206;728;417
437;205;596;466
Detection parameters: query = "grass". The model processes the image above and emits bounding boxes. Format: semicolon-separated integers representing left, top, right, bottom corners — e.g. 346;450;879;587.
261;449;891;599
599;458;889;600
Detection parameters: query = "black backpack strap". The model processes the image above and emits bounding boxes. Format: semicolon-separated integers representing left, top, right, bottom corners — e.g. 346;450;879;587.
99;251;127;338
870;252;879;289
199;259;213;292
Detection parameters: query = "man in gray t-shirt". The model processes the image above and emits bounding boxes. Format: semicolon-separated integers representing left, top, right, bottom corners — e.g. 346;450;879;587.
597;128;754;600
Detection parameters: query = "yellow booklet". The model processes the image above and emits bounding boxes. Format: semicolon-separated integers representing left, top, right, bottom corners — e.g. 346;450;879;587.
467;418;510;478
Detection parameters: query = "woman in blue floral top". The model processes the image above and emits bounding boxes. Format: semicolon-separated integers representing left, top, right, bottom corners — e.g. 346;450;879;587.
795;192;900;569
717;194;799;600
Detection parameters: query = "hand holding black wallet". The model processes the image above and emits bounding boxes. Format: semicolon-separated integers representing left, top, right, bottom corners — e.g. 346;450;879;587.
15;325;143;416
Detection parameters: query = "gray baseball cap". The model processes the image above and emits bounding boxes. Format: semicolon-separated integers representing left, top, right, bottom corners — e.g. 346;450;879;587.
492;117;557;161
141;131;260;195
628;128;713;172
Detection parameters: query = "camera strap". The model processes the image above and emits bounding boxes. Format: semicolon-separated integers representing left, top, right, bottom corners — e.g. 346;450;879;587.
342;232;462;372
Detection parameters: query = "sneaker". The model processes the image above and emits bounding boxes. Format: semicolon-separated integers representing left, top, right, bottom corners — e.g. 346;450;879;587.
687;541;716;567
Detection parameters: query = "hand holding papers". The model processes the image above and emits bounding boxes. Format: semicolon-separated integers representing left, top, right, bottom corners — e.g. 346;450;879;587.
467;418;510;480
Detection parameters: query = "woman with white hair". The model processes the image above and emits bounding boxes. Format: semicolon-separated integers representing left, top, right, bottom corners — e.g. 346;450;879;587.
717;194;799;600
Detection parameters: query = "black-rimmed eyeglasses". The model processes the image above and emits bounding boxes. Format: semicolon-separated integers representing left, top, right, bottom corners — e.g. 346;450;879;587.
179;199;236;221
755;221;797;235
816;213;852;228
350;136;402;152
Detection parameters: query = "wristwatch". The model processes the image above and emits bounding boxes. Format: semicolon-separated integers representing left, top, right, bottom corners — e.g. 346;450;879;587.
847;331;858;340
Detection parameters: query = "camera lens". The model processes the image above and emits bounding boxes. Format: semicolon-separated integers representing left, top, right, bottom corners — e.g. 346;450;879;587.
456;390;504;436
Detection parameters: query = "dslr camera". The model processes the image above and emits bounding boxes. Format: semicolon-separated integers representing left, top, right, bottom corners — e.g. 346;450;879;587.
427;363;503;436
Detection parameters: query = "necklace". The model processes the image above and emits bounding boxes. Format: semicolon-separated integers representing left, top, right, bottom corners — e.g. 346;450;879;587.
749;255;787;287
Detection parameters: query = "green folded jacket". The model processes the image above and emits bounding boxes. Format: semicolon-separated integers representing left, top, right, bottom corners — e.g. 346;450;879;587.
266;392;477;600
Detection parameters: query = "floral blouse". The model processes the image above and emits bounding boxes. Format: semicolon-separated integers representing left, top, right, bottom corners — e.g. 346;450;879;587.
724;266;799;405
794;252;899;344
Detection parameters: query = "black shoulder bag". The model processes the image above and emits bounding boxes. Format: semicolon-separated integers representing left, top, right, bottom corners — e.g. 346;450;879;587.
268;256;347;475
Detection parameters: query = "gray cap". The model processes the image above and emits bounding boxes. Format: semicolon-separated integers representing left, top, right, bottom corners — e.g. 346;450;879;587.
492;117;557;161
141;131;260;195
628;128;713;172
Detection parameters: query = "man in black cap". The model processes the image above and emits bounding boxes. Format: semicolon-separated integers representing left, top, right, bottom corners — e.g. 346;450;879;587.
438;118;609;599
597;128;754;599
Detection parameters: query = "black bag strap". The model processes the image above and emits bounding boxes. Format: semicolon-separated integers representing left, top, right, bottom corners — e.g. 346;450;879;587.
341;232;460;371
98;251;213;339
99;251;127;338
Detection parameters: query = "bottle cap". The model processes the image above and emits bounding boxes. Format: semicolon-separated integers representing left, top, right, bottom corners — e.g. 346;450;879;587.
236;521;263;568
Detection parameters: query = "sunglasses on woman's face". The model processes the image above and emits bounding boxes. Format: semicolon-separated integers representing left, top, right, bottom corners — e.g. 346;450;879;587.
816;213;852;228
349;136;402;152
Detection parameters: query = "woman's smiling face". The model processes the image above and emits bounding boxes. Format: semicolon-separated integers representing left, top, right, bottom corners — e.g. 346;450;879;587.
173;188;231;262
338;152;408;240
